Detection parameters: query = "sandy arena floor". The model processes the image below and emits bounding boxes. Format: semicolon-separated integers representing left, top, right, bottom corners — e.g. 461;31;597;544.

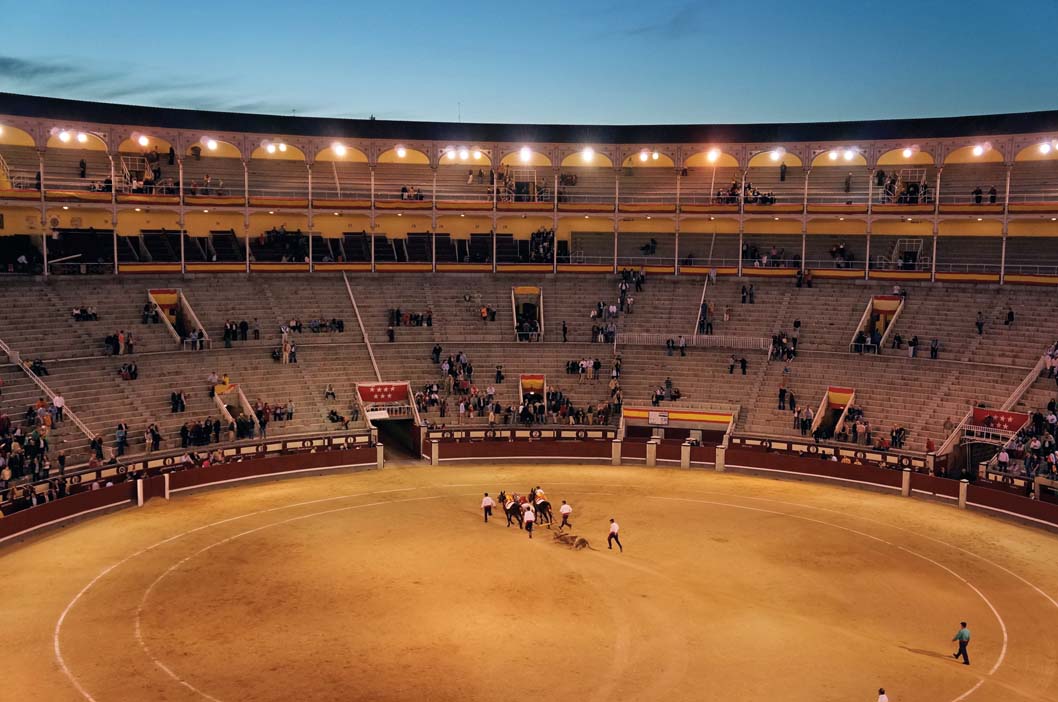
2;463;1058;702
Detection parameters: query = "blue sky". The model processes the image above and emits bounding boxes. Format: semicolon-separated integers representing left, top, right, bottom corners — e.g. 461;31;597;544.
1;0;1056;124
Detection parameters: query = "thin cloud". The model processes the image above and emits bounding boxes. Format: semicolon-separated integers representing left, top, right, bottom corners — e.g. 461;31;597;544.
0;54;315;115
622;4;703;39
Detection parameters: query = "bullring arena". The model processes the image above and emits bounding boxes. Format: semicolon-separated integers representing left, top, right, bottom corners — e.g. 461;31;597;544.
4;91;1058;702
3;463;1058;702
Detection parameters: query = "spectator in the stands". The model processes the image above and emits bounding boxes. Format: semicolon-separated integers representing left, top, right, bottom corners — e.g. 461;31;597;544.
975;312;985;335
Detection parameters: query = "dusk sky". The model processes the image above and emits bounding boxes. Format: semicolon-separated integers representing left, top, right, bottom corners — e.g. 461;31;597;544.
2;0;1056;125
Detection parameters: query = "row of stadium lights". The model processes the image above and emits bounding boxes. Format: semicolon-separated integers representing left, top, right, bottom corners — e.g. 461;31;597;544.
5;125;1051;161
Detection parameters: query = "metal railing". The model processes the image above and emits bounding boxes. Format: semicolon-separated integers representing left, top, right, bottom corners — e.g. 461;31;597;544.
0;428;376;513
0;339;94;441
615;332;771;351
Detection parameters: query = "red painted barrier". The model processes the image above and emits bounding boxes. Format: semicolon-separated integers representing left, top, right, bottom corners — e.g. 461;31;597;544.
726;447;904;489
910;472;960;498
0;483;136;543
168;448;376;491
437;439;610;460
967;483;1058;527
690;445;717;465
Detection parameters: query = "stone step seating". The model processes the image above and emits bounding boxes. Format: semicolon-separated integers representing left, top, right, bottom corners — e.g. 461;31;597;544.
616;233;676;264
614;347;766;411
352;274;515;343
569;233;615;263
680;233;739;265
619;170;677;202
804;236;865;268
1014;372;1058;415
938;163;1007;203
741;353;1025;450
558;167;616;202
320;161;372;199
434;166;492;201
746;165;807;204
42;148;111;190
42;343;376;460
374;164;434;201
179;274;362;346
0;362;85;458
375;342;615;423
1005;238;1058;271
804;166;869;204
248;159;307;197
934;237;1001;268
1010;160;1058;202
0;278;176;359
741;235;801;266
884;284;1058;367
0;145;40;185
182;156;245;197
679;167;740;202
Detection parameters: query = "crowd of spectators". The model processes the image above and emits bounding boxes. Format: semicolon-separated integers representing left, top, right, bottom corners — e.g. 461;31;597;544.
179;418;222;447
650;377;683;405
252;399;294;438
222;319;260;344
712;178;776;205
389;308;432;327
743;243;798;269
875;170;931;204
528;229;554;263
104;330;134;355
72;306;99;321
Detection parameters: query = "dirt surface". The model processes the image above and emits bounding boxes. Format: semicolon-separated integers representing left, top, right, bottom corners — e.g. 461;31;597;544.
2;463;1058;702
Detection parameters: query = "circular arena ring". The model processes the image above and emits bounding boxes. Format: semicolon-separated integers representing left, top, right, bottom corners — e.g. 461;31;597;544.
2;463;1057;702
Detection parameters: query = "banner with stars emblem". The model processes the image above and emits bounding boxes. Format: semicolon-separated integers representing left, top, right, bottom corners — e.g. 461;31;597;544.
357;383;409;405
971;408;1029;432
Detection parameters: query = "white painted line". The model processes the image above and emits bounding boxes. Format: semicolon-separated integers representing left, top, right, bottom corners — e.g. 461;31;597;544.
134;494;447;701
647;495;1007;702
168;462;376;493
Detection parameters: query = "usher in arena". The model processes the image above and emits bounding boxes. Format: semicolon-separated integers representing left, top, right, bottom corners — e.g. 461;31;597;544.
2;93;1058;701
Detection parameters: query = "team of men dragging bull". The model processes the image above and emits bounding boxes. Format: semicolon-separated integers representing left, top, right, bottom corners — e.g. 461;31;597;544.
479;487;622;551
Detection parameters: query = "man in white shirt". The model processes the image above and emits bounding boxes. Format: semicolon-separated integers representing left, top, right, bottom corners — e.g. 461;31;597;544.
607;518;622;552
877;688;889;702
558;500;573;530
52;394;65;422
523;504;535;539
481;492;494;523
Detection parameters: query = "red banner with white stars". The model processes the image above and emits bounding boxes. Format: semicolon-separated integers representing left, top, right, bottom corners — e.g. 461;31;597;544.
971;408;1029;432
357;383;409;404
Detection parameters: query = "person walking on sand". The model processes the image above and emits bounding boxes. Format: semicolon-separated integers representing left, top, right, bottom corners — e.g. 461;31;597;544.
481;492;494;523
558;500;572;530
952;621;971;665
523;503;536;539
877;689;889;702
607;518;623;552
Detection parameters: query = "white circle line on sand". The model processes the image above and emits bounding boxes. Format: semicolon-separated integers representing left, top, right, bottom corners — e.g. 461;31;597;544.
53;477;1025;702
693;486;1058;613
135;494;447;702
142;491;1003;702
647;495;1003;702
54;486;424;702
